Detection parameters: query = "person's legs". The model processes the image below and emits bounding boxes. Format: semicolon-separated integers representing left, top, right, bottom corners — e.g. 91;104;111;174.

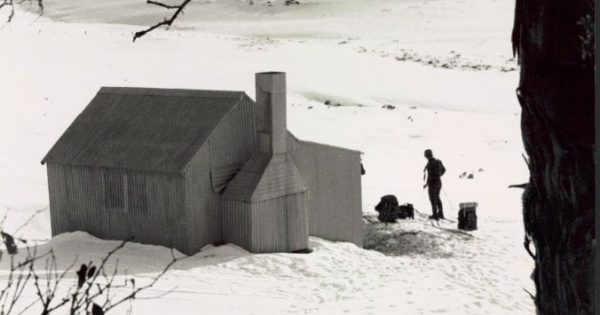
435;184;444;219
428;185;438;218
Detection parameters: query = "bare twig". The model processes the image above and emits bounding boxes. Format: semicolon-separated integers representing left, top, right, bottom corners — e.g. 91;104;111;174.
147;0;179;9
0;208;9;228
0;221;178;315
0;0;43;23
13;207;48;236
10;250;53;270
523;288;536;300
33;252;78;314
104;249;181;312
8;4;15;22
16;298;38;315
68;240;129;312
521;153;531;168
508;183;528;189
133;0;192;41
1;247;38;315
134;285;179;300
524;234;536;259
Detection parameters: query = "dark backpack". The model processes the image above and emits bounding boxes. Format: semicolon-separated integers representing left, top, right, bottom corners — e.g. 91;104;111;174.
397;203;415;219
458;203;478;231
375;195;399;223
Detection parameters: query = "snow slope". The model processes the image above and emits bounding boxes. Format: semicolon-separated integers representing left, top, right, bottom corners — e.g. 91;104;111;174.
0;1;534;313
28;0;517;70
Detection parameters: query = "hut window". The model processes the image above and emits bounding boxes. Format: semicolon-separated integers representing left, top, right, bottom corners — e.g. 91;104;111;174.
103;171;148;214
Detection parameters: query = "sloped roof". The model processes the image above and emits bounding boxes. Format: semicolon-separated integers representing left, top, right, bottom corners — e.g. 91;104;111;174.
222;153;307;202
42;87;247;173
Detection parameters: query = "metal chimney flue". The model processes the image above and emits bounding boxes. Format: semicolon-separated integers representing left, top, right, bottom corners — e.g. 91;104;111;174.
255;72;286;154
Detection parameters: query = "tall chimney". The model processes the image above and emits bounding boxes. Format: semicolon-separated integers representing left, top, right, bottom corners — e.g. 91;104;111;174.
255;72;287;154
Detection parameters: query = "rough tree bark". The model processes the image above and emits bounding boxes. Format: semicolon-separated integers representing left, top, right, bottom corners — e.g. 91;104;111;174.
512;0;595;313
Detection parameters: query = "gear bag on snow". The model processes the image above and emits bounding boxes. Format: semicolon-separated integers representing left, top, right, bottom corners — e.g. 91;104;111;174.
374;195;399;223
458;202;478;231
397;203;415;219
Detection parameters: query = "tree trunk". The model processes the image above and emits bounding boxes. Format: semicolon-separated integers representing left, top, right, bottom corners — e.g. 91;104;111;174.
512;0;595;313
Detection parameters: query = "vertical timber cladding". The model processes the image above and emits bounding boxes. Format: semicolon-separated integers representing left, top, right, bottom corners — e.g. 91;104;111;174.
289;136;363;247
250;192;309;253
46;164;109;237
221;200;252;250
47;163;77;236
284;192;310;250
183;144;216;254
184;95;256;253
47;163;186;251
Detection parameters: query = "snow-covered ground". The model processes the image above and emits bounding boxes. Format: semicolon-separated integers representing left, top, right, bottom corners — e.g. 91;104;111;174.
1;1;535;313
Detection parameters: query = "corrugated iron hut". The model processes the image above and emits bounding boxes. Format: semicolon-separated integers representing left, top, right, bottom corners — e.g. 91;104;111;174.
42;72;363;254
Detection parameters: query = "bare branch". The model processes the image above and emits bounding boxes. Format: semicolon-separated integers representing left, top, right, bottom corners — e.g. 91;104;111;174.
0;208;9;228
133;0;192;41
39;254;78;314
523;288;536;300
11;250;53;270
67;240;129;312
524;235;536;259
104;249;182;312
1;0;44;24
134;285;179;300
8;4;15;22
508;183;528;189
147;0;179;9
13;207;48;236
16;298;39;315
0;219;179;315
3;247;37;315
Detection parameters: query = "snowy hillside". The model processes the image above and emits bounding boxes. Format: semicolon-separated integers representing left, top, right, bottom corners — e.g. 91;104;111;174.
0;0;534;313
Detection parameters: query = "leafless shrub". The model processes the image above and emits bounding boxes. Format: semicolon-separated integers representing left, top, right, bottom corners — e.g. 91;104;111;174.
0;210;181;315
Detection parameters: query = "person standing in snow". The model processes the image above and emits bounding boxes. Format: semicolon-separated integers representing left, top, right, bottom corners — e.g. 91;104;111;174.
423;149;446;220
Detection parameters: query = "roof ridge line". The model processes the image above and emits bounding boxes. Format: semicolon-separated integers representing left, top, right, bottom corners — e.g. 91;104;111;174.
99;86;246;98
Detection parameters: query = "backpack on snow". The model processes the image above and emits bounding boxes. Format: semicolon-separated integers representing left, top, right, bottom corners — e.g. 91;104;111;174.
458;202;478;231
397;203;415;220
374;195;399;223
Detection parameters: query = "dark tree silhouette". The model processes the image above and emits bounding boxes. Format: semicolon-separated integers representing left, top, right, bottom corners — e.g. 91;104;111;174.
512;0;595;313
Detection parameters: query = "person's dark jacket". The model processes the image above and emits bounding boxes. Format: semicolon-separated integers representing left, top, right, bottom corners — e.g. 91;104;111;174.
424;158;446;184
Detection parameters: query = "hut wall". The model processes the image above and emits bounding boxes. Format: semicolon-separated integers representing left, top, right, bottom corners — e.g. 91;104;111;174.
183;96;256;253
287;136;363;247
221;200;252;250
249;193;309;253
182;144;221;253
46;163;187;251
283;192;310;250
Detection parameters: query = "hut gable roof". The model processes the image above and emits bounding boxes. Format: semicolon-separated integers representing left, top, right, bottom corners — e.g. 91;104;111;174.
42;87;247;173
